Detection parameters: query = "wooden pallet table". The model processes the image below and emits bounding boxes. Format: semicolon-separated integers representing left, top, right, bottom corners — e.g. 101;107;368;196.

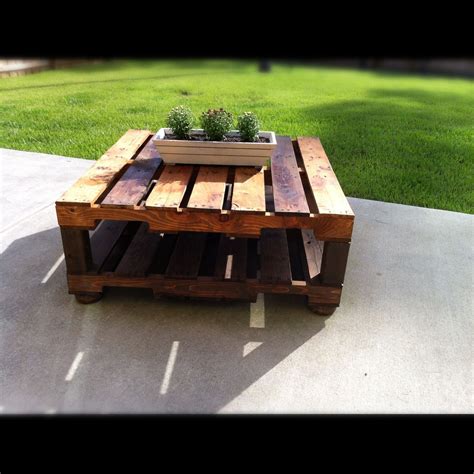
56;129;354;315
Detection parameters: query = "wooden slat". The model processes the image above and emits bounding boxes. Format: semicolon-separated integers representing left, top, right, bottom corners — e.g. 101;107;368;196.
90;220;128;270
56;204;354;240
301;229;323;280
101;139;162;208
320;242;351;286
231;167;266;213
114;223;161;277
60;228;92;274
214;236;248;281
187;166;228;211
145;165;193;209
57;129;151;206
68;273;343;304
270;136;309;214
165;232;207;278
259;229;292;284
297;137;354;216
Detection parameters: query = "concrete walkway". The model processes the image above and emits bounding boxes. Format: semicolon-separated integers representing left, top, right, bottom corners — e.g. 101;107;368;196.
0;148;472;414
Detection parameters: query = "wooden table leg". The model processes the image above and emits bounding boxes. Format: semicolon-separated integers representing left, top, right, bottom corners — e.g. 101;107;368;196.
307;240;351;316
60;228;103;303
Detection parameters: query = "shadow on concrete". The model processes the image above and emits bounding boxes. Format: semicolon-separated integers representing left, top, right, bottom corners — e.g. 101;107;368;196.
0;226;326;413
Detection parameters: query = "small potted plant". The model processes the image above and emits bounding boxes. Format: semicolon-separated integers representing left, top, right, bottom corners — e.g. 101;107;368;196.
153;106;276;166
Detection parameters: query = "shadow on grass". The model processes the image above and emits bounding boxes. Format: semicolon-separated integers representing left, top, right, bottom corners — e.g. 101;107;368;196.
302;88;474;213
0;71;223;93
0;227;326;413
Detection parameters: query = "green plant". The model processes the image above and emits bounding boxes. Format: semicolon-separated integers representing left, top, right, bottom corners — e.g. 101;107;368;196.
167;105;194;139
237;112;260;142
200;108;233;141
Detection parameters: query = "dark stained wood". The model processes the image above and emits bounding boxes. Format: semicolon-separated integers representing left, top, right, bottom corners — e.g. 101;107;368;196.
114;223;162;277
90;220;128;270
57;131;353;316
149;233;178;274
259;229;292;284
57;129;151;206
187;166;228;211
198;233;221;277
271;136;309;215
297;137;354;216
165;232;207;278
145;165;193;209
60;228;92;274
67;273;342;304
320;241;351;286
286;229;305;281
100;221;142;272
56;205;354;240
101;139;162;208
214;236;248;281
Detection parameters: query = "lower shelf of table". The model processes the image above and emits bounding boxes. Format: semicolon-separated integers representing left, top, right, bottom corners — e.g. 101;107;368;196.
64;220;343;312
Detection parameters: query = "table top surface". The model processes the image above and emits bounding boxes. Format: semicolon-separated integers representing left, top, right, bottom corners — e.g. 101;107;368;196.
56;130;354;239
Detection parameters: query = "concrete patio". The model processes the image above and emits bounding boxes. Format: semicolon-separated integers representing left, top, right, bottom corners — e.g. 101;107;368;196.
0;148;472;414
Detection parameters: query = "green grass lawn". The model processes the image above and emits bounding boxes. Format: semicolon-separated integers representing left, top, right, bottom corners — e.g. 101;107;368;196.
1;60;473;213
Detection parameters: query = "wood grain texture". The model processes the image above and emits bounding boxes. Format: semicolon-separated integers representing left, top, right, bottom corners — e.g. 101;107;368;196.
271;136;310;214
165;232;207;278
320;241;351;286
145;165;193;209
60;228;92;274
187;166;228;210
214;235;248;281
100;139;161;208
260;229;292;284
67;273;342;304
56;205;354;240
231;167;266;213
301;229;323;281
57;129;151;206
114;223;162;277
90;220;128;270
297;137;354;216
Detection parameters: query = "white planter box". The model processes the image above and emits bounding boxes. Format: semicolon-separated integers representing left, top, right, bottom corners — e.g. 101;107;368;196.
152;128;277;166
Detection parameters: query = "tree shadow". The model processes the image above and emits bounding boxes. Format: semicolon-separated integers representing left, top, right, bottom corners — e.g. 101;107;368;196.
0;227;326;413
300;87;474;213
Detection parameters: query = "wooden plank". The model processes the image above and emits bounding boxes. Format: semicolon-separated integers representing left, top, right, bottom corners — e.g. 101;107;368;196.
187;166;228;211
229;238;248;281
297;137;354;216
286;229;305;281
60;228;92;274
148;234;179;275
231;167;266;213
270;136;309;214
67;273;343;304
99;222;142;273
90;220;128;270
56;205;354;240
145;165;193;209
165;232;207;278
57;130;151;206
320;242;351;286
214;236;248;281
101;140;161;208
114;223;162;277
301;229;323;280
259;229;292;284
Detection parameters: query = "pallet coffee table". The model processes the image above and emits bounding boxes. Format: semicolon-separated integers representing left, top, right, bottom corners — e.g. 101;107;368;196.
56;129;354;315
